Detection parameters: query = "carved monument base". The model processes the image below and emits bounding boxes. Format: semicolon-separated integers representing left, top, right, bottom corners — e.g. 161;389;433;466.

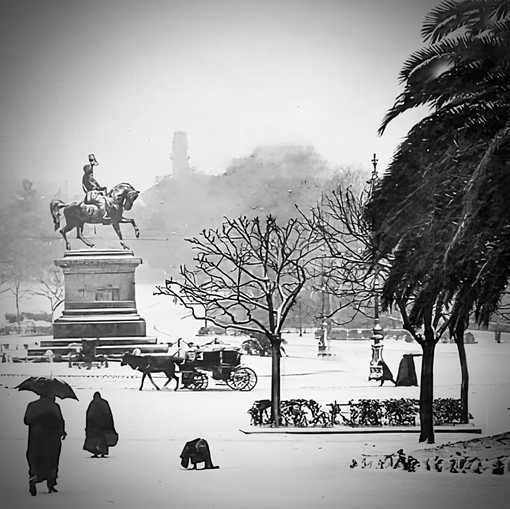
53;249;146;339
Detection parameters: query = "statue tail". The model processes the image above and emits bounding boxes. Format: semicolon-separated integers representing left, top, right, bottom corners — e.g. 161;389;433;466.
50;199;65;231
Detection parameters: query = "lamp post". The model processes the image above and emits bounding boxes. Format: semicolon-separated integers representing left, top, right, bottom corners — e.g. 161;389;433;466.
367;153;386;381
318;249;332;357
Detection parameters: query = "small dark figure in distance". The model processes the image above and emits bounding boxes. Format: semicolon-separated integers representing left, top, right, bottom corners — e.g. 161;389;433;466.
379;360;396;386
24;391;66;496
180;438;219;470
83;392;118;458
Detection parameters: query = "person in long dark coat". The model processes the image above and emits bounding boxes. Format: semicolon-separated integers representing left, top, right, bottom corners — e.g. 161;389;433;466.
83;391;117;458
396;354;420;386
23;392;66;496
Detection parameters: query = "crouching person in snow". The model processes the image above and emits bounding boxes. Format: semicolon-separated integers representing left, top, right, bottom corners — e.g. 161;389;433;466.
180;438;219;470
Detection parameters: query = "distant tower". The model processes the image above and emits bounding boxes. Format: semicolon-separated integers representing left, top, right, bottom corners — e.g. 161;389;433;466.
171;131;191;178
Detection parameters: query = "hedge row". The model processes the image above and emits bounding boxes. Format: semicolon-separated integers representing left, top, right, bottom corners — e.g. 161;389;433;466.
248;398;470;427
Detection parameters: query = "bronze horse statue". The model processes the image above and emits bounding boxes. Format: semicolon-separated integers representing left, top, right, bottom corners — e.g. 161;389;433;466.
50;182;140;250
120;352;184;391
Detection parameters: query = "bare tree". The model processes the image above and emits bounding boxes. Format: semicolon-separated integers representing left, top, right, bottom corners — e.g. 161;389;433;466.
0;262;34;333
30;267;65;322
303;184;389;328
155;215;321;425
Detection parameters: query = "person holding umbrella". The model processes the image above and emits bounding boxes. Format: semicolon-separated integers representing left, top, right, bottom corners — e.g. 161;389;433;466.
83;391;118;458
18;377;77;496
18;376;77;495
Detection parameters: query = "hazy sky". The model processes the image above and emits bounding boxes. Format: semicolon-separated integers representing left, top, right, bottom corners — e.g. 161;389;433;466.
1;0;440;194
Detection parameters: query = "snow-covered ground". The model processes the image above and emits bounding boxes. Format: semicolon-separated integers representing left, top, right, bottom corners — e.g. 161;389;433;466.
1;292;509;508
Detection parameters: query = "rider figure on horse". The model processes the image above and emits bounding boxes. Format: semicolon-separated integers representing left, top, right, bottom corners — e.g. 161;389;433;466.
82;154;109;220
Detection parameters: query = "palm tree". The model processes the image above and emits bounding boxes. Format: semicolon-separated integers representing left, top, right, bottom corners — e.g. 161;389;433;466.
370;118;464;443
380;0;510;254
373;0;510;442
388;0;510;330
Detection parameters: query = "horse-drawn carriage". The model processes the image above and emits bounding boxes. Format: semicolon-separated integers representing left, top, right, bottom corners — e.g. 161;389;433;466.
121;344;257;391
180;345;257;391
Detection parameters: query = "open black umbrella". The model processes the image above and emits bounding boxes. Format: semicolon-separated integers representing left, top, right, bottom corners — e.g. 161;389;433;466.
15;376;78;400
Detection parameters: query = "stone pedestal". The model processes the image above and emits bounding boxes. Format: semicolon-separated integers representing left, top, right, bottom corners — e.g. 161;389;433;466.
53;249;146;338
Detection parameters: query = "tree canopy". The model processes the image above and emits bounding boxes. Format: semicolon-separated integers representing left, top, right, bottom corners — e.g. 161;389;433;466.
155;214;321;424
374;0;510;325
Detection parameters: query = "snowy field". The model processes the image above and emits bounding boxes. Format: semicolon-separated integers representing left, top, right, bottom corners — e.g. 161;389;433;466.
0;288;509;508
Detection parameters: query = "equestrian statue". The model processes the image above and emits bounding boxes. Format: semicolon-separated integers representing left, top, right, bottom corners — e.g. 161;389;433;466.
50;154;140;250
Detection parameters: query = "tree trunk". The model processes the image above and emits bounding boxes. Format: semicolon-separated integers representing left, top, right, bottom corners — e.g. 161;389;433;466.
453;322;470;424
270;337;282;426
15;288;21;334
51;298;64;324
419;340;436;443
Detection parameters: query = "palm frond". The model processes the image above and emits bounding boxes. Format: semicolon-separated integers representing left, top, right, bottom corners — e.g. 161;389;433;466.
399;34;491;83
379;33;510;134
422;0;510;44
422;0;488;43
492;0;510;21
491;13;510;34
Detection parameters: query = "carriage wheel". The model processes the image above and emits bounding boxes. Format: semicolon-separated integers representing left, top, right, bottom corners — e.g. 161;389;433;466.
184;372;209;391
226;367;257;391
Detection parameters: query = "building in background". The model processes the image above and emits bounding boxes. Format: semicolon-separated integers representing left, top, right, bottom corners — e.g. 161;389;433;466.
171;131;191;178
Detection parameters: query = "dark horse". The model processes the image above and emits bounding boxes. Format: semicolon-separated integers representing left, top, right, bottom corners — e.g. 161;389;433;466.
50;182;140;250
120;352;183;391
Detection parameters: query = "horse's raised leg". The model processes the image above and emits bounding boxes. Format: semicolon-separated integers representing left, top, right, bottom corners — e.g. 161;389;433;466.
111;220;130;250
162;370;179;391
120;216;140;238
162;375;172;389
147;373;160;390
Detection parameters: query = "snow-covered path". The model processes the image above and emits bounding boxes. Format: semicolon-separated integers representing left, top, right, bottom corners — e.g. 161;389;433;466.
1;325;509;509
